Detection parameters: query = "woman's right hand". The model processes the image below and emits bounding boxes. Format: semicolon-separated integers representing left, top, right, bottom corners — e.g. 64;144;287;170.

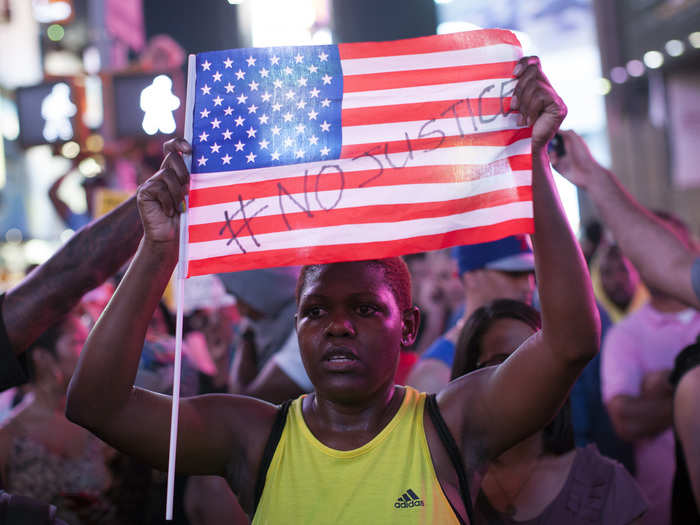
136;138;192;244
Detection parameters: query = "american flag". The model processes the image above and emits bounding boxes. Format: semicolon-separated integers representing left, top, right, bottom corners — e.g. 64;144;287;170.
185;29;532;277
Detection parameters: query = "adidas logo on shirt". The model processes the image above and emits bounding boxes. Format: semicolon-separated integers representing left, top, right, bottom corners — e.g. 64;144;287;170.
394;489;425;509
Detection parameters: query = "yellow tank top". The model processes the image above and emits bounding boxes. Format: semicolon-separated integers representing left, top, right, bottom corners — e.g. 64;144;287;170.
252;386;460;524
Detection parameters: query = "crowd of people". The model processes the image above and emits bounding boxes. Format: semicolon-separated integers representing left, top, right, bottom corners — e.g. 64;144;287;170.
0;55;698;525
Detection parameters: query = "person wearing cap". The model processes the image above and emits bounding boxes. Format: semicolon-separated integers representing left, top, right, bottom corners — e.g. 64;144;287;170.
406;235;535;394
218;267;314;404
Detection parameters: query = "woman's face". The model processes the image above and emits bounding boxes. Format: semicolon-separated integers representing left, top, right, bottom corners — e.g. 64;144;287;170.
54;315;89;380
475;317;536;369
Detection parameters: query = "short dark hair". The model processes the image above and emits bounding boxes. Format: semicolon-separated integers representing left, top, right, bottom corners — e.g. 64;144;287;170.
295;257;413;311
451;299;574;455
25;315;71;381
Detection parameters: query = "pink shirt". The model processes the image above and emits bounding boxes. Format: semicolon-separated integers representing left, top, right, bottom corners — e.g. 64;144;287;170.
601;303;700;525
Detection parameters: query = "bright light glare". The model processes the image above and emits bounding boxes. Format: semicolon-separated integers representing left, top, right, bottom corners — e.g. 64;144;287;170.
0;98;20;141
5;228;22;244
25;239;55;265
435;0;453;4
643;50;664;69
32;0;72;23
79;157;102;177
665;39;685;57
251;0;315;47
60;229;75;243
47;24;64;41
626;59;645;77
312;28;333;45
689;32;700;48
437;21;482;35
596;78;611;95
610;66;627;84
61;141;80;158
41;83;76;142
83;46;101;74
83;75;103;129
139;75;180;135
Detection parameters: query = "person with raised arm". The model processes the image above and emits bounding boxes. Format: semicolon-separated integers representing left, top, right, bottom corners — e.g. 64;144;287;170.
550;130;700;309
66;56;599;524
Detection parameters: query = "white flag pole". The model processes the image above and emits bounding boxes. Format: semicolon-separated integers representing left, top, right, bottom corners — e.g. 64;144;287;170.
166;53;196;521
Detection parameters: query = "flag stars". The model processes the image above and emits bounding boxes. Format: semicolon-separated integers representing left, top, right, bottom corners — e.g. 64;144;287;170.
259;138;270;150
201;60;211;71
261;91;272;102
246;126;257;138
307;109;318;120
248;80;259;91
308;135;319;145
283;112;293;122
284;66;293;75
221;153;232;164
271;125;281;135
237;93;248;104
284;137;294;148
234;140;245;151
309;87;320;98
294;53;304;63
210;142;221;153
297;77;308;87
212;71;222;82
222;129;233;140
235;69;245;80
320;145;330;156
308;64;318;73
223;106;234;116
213;95;223;106
320;120;331;132
197;155;208;166
200;108;211;118
296;99;307;110
246;56;257;67
285;89;296;100
321;98;331;107
322;74;332;85
270;55;280;65
260;68;269;78
272;102;282;112
224;82;235;93
246;152;257;163
234;115;245;126
201;84;211;95
295;149;305;159
258;113;269;124
295;123;306;134
247;104;258;114
210;118;221;129
319;51;329;62
198;131;209;142
223;57;233;68
271;150;281;160
273;79;283;89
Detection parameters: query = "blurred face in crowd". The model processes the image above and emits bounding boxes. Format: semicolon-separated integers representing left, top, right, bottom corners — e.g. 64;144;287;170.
296;262;416;402
599;245;639;310
463;269;535;306
54;314;89;382
475;317;536;370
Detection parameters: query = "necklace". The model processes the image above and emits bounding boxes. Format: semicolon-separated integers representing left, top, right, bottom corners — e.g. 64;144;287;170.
486;457;541;517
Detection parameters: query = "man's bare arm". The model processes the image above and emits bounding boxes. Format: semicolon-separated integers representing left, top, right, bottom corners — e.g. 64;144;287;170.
607;394;672;442
439;57;600;459
552;130;699;309
4;193;143;354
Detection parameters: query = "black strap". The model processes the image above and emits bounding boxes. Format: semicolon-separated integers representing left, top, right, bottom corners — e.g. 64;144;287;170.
425;393;474;525
252;399;292;514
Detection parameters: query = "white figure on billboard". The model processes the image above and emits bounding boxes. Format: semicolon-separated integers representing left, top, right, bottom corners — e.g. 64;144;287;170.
41;83;77;142
140;75;180;135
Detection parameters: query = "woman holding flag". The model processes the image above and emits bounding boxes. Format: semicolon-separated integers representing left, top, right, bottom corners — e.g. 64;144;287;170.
66;55;600;524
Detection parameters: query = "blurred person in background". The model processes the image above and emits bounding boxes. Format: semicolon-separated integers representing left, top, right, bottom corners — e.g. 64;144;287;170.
0;313;118;525
48;165;108;232
599;212;700;525
407;235;535;393
451;299;646;524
